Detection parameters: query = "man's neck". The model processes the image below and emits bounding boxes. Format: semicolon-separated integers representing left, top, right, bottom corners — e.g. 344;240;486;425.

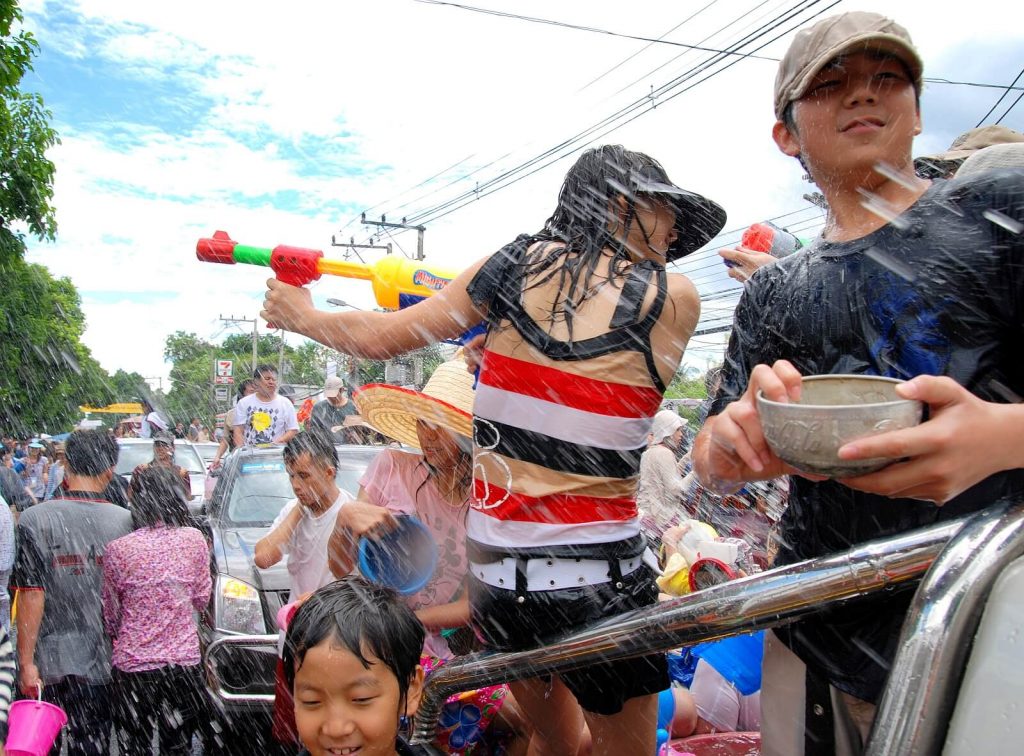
308;484;342;515
63;473;108;494
256;390;275;402
818;165;931;243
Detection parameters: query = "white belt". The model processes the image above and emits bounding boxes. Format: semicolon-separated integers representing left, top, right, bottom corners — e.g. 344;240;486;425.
470;550;659;592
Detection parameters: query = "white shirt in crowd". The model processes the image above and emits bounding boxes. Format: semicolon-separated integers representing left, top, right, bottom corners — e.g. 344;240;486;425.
269;491;353;602
232;394;299;446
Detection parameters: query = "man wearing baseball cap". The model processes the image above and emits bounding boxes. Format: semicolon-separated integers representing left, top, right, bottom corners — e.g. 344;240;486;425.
309;374;358;444
693;11;1024;754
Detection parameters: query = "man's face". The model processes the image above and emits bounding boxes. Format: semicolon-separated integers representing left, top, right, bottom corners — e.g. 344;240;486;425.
328;389;347;407
285;451;336;512
774;50;921;184
256;370;278;398
154;441;174;463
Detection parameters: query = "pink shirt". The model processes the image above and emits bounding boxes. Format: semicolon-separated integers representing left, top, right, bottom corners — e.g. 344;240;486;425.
360;449;469;659
102;526;212;672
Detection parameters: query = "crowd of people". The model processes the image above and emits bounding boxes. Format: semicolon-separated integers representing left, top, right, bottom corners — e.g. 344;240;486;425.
0;8;1022;756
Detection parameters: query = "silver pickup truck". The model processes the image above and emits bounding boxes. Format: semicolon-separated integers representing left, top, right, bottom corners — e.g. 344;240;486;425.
199;443;382;754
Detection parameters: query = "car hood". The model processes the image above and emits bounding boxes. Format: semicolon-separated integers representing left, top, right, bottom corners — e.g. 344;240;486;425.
215;525;291;593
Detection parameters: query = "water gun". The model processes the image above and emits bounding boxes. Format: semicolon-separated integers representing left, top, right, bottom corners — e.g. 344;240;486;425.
196;231;486;351
196;231;461;309
725;221;805;268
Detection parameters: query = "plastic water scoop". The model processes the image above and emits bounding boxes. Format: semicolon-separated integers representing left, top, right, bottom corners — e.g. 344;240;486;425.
358;514;438;595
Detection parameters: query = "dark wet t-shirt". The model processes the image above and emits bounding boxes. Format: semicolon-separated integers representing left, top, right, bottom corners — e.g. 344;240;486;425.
11;492;134;684
710;170;1024;702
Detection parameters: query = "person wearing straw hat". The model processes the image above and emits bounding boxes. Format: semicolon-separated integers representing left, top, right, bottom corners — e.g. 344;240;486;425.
264;144;725;756
329;354;525;754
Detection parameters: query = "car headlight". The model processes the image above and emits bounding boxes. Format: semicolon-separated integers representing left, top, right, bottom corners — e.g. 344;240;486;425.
216;576;267;635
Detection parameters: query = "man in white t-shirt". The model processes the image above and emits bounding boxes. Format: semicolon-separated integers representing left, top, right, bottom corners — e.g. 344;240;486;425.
232;364;299;447
254;429;351;599
253;429;352;749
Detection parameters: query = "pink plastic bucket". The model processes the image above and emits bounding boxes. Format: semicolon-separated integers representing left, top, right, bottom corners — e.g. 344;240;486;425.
5;696;68;756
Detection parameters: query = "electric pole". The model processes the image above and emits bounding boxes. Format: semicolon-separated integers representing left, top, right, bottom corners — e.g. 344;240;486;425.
360;213;426;260
219;315;259;375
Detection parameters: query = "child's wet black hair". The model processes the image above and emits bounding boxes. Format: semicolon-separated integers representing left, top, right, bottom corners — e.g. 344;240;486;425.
283;576;426;706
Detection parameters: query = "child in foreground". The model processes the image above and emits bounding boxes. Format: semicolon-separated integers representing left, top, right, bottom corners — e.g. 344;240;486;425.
283;576;437;756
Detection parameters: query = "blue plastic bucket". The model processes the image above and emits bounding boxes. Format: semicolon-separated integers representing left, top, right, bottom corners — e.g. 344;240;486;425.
358;515;438;595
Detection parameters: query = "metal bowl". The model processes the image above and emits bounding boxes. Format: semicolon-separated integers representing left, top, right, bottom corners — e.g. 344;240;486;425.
757;374;923;479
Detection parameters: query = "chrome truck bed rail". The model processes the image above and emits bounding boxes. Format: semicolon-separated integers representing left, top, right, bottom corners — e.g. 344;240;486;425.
412;515;969;745
867;500;1024;755
205;633;279;704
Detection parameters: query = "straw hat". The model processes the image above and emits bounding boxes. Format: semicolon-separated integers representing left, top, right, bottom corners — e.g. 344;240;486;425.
353;355;474;449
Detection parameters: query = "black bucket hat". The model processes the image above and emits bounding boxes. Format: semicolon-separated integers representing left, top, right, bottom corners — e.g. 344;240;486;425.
631;165;727;261
607;162;727;262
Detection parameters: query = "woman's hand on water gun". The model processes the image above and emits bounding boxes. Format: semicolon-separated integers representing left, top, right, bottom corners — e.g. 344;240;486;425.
261;279;318;333
336;500;398;539
838;376;1024;505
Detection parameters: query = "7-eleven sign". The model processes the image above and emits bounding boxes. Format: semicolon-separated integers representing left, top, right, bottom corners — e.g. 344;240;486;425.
216;359;233;378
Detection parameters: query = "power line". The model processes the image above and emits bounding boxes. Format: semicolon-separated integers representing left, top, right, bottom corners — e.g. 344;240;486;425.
995;88;1024;125
413;0;778;61
400;0;834;227
975;66;1024;127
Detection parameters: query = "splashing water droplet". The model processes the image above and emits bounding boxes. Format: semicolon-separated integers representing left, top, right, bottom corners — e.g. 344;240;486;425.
857;189;911;230
864;246;917;282
873;161;919;191
982;209;1023;234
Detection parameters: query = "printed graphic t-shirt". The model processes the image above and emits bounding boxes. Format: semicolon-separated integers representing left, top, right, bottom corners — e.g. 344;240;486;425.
234;394;299;446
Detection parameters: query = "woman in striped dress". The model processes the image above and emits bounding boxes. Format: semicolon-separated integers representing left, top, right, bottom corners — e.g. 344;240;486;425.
261;145;725;756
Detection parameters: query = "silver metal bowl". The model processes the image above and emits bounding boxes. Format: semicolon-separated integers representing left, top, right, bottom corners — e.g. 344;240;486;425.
757;374;923;479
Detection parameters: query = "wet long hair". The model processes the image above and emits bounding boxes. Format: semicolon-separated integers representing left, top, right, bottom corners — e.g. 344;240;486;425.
519;144;671;339
129;465;192;529
283;576;425;707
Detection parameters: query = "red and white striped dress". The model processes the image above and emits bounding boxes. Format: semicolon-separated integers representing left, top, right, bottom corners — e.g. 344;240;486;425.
466;240;668;563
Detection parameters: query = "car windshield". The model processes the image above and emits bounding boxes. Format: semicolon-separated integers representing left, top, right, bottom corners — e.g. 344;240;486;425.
115;443;206;475
192;442;220;463
224;455;369;525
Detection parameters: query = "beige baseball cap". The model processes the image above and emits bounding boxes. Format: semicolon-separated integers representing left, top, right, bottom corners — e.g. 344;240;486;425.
324;375;346;398
774;11;923;120
917;125;1024;164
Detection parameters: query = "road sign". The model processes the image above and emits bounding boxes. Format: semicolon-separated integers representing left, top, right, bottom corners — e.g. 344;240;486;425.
216;359;233;378
214;387;229;401
214;376;235;385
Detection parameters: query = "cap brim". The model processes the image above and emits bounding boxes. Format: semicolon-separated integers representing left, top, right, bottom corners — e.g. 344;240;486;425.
353;384;473;449
782;34;924;120
324;388;342;398
633;178;727;261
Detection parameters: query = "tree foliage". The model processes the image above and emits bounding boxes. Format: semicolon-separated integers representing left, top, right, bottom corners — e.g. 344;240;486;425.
0;260;113;433
162;330;387;427
1;0;59;265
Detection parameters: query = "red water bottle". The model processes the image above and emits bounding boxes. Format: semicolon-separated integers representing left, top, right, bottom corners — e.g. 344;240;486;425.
740;221;803;258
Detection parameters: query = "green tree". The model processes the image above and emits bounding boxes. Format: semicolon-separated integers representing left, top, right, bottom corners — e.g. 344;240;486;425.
0;261;113;433
664;371;708;427
1;0;59;265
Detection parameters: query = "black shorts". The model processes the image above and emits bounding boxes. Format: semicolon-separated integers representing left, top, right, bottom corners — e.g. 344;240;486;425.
469;564;669;715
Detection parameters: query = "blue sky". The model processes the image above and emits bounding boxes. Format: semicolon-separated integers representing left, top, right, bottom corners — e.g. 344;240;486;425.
17;0;1024;387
